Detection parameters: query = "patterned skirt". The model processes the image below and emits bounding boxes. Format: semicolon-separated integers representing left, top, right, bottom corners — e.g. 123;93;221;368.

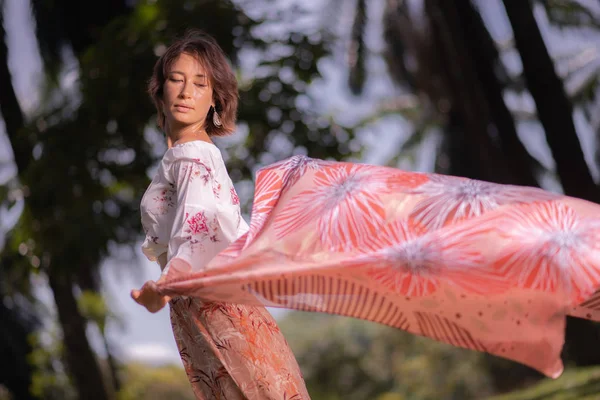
160;155;600;379
169;296;309;399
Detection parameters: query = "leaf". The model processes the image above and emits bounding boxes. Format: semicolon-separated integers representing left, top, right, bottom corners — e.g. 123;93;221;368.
539;0;600;30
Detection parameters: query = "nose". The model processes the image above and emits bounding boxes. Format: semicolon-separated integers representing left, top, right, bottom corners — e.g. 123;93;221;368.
179;80;193;98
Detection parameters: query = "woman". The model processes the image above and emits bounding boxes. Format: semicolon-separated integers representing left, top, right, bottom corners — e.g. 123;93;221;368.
131;29;310;399
133;30;600;384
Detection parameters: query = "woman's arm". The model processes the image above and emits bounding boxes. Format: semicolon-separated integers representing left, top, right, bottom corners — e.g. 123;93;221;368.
130;252;171;313
132;155;219;312
162;156;225;275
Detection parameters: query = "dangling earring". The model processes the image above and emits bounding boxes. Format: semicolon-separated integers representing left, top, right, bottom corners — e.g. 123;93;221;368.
212;106;222;127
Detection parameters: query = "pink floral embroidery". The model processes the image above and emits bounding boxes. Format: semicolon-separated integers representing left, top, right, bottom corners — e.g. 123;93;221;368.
186;212;208;236
152;183;176;214
213;181;222;198
231;187;240;205
183;159;212;185
143;225;159;245
183;211;220;250
208;214;220;243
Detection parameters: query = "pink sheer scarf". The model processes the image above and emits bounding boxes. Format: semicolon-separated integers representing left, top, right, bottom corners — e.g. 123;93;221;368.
158;155;600;378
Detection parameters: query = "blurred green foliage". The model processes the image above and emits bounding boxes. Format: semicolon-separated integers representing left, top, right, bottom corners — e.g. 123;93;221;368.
27;328;75;400
278;311;493;400
277;311;543;400
116;363;196;400
1;0;600;399
487;366;600;400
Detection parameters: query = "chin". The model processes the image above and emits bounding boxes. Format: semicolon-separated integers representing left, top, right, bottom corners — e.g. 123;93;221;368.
171;116;202;127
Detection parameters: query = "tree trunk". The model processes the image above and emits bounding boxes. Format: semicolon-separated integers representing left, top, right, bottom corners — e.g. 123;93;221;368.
348;0;367;94
424;0;532;185
452;0;539;188
563;317;600;366
0;302;38;400
48;272;109;400
0;9;30;173
103;334;121;394
503;0;600;367
0;11;37;399
502;0;600;202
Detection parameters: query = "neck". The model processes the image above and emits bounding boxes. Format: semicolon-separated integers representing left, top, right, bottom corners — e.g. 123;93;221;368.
165;120;211;147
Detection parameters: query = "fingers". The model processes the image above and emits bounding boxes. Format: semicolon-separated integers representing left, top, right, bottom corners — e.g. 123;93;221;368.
130;282;168;313
146;296;168;313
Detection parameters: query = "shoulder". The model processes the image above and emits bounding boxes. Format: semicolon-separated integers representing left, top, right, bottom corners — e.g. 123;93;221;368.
165;140;219;161
162;141;223;181
163;141;219;168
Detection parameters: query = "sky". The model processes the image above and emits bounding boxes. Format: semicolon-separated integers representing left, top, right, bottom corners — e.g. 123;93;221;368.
2;0;600;368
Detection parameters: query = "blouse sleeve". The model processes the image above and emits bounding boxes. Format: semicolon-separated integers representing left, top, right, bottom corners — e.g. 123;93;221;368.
163;155;231;276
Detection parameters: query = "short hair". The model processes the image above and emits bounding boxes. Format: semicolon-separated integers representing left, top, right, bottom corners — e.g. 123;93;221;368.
148;29;238;137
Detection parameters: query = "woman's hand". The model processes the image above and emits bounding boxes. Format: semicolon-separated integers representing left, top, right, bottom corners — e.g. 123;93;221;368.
131;277;171;313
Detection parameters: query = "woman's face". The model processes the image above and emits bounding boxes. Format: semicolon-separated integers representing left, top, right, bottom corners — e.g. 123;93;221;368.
161;52;214;130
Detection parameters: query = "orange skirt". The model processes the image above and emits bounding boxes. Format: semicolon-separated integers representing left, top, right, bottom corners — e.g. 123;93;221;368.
169;296;309;399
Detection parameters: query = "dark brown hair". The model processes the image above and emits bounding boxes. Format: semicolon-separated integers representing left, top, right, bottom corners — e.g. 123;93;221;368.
148;29;238;136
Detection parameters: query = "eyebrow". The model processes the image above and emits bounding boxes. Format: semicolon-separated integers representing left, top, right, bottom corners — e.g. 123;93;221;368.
170;71;206;78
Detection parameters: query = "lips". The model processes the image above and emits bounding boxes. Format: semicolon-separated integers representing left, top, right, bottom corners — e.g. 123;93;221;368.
174;104;194;111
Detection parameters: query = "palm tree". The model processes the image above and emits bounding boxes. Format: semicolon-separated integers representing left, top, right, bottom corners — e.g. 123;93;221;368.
502;0;600;367
0;291;38;400
343;0;540;185
0;1;133;398
0;1;26;171
502;0;600;202
340;0;600;382
0;4;41;399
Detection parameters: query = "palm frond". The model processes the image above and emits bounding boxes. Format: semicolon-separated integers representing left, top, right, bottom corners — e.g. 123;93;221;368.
29;0;65;86
348;0;367;95
382;0;414;90
538;0;600;30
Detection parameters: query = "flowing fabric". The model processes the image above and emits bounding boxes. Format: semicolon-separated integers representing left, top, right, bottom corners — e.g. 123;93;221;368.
158;155;600;379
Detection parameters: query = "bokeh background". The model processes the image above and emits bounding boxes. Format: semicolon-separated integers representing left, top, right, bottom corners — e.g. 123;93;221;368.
1;0;600;399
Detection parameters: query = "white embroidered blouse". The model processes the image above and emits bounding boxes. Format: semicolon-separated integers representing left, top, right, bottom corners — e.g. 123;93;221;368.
140;141;248;275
